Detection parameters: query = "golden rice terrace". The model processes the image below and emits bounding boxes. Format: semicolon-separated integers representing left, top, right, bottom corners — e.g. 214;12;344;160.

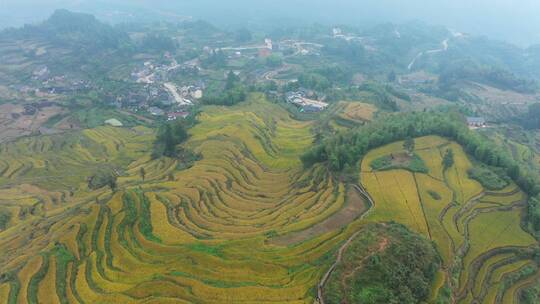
0;95;538;303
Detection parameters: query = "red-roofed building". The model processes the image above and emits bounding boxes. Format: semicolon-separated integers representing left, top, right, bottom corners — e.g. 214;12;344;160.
258;48;272;58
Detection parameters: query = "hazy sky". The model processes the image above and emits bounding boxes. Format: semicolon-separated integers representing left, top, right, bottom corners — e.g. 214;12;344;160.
1;0;539;46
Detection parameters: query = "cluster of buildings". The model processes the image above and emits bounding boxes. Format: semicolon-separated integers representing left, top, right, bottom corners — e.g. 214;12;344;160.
278;40;323;56
131;58;201;85
332;27;377;51
332;27;361;42
27;66;91;96
214;38;276;59
177;84;203;101
128;58;204;119
466;117;487;129
286;91;328;112
147;107;189;121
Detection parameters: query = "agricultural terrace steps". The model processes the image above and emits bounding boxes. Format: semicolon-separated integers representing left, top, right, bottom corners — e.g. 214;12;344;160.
460;245;538;303
315;184;376;304
269;184;374;246
358;136;537;303
454;200;529;297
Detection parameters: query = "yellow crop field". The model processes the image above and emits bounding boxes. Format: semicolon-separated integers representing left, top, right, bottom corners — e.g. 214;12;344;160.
0;283;11;304
472;253;513;297
0;95;359;303
1;93;538;304
16;256;43;304
360;135;539;302
37;257;59;304
337;101;377;123
362;170;429;234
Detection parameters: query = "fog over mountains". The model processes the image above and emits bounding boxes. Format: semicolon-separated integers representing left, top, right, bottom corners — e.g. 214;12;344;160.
1;0;539;47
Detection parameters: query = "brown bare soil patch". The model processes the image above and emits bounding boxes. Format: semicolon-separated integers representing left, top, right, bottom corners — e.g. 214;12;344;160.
271;186;370;246
0;103;65;143
390;152;412;166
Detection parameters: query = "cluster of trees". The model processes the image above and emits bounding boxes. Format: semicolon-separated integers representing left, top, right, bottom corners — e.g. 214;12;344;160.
2;9;130;52
139;33;176;53
201;50;227;68
324;223;441;304
301;109;540;237
517;103;540;130
297;73;332;91
201;71;247;106
296;66;352;93
468;166;509;191
403;137;414;155
322;39;367;66
152;120;189;158
438;60;537;94
0;208;11;231
370;154;428;174
88;170;117;192
442;148;454;170
265;55;283;68
234;28;252;43
181;20;219;36
527;195;540;239
357;82;399;111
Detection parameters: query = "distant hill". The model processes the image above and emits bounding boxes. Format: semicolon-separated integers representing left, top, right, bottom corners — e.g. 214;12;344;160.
0;9;129;51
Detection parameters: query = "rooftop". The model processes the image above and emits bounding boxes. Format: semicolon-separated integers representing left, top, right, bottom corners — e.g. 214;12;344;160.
466;117;486;124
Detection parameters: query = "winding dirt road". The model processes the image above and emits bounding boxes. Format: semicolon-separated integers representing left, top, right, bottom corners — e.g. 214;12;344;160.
316;184;376;304
408;38;450;70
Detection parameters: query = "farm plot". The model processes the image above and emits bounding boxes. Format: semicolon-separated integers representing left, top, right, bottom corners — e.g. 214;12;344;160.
0;95;362;303
336;101;377;123
360;135;538;302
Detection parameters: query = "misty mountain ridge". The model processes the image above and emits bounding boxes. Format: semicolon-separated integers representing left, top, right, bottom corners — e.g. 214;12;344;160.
0;9;129;51
1;9;539;95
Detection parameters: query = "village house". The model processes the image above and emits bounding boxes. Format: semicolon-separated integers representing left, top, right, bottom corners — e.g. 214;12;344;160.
179;85;203;100
466;117;486;128
259;48;272;58
286;91;329;112
167;111;190;121
32;66;50;81
148;106;165;116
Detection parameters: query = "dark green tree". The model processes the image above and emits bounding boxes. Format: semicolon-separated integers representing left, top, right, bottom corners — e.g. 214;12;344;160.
152;121;189;158
108;175;117;193
139;167;146;181
403;137;415;155
443;148;454;170
0;209;11;230
387;70;397;82
235;28;252;42
226;71;241;90
265;54;283;68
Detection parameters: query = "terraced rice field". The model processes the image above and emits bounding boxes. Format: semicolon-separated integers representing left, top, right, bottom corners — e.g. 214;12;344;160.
336;101;377;123
360;135;538;303
321;101;377;134
0;95;368;303
1;94;537;303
